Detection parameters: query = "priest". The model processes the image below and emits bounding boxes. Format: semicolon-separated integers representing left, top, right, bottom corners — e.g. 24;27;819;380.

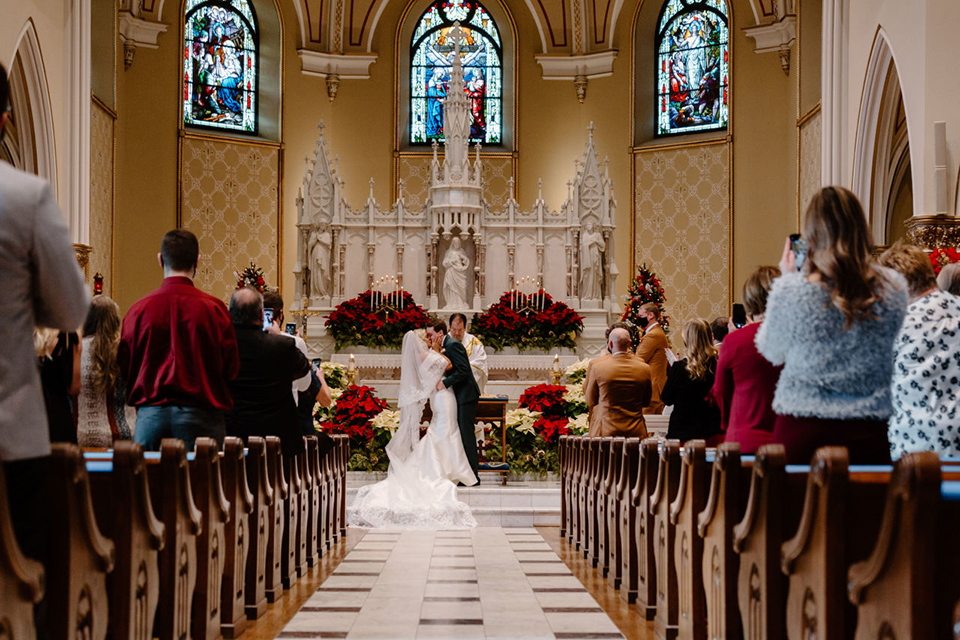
449;313;488;394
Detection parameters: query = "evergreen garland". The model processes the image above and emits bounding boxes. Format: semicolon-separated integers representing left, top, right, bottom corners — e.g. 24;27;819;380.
621;262;670;335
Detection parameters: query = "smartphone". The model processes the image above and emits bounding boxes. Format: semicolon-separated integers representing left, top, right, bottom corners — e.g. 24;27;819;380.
262;308;274;331
732;303;747;329
311;358;322;370
789;233;808;271
285;323;296;335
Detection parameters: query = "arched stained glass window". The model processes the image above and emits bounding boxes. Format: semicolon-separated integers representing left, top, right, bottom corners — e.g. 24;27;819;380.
410;0;502;145
656;0;728;136
183;0;259;134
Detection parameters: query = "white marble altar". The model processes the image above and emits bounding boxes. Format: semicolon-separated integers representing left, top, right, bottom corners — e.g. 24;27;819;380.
292;25;621;364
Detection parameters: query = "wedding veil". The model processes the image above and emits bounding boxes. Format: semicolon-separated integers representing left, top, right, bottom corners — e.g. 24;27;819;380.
385;331;448;465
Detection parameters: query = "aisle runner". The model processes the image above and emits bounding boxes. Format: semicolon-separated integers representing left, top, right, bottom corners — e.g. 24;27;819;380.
277;528;625;639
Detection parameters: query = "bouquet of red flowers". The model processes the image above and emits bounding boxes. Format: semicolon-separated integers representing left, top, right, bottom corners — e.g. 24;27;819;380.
519;384;568;416
622;263;670;335
930;248;960;275
472;291;583;352
236;262;267;293
316;385;387;441
325;290;431;350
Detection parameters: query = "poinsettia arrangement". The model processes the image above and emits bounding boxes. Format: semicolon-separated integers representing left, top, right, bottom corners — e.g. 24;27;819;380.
930;248;960;275
316;385;387;441
236;262;268;292
622;262;670;335
471;291;584;352
325;290;431;350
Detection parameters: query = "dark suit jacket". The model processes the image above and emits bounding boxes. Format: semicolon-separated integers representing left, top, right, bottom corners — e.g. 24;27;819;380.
442;334;480;405
226;326;311;456
584;352;651;438
662;358;721;442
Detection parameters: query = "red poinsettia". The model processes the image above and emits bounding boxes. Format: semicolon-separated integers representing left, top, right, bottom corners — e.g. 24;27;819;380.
533;416;570;444
519;384;568;417
317;385;387;441
930;248;960;275
472;290;583;352
325;291;431;350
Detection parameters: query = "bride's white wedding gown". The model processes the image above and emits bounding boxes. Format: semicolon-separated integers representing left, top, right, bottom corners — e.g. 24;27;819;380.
348;332;478;529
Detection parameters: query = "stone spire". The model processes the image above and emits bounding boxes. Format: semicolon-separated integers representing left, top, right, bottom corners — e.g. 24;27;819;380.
442;22;471;178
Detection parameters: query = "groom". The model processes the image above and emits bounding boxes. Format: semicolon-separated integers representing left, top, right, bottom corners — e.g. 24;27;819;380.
427;320;480;484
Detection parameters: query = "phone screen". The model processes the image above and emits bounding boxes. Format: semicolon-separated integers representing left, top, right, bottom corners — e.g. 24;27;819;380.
285;323;296;335
789;233;808;270
311;358;322;370
732;303;747;329
262;308;274;331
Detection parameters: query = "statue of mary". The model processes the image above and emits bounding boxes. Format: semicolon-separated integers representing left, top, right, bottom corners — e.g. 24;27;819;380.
441;237;470;310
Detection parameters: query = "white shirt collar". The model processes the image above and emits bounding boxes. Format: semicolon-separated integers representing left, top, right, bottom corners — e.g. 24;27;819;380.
644;321;660;334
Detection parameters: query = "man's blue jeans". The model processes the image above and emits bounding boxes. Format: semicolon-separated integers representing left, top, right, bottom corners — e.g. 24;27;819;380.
134;405;225;451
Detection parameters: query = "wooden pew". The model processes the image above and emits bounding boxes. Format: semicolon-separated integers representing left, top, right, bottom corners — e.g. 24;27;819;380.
0;458;45;640
148;439;203;640
731;444;806;640
578;437;592;555
650;439;681;640
618;437;642;604
49;444;116;640
696;442;747;640
189;438;230;640
847;454;960;640
586;438;600;563
571;437;583;549
595;438;612;573
304;436;322;566
264;436;289;600
634;438;661;620
605;438;625;588
669;440;709;640
559;435;569;540
220;437;254;638
281;453;303;588
293;452;310;577
244;436;272;620
336;434;348;541
320;442;333;551
84;443;164;640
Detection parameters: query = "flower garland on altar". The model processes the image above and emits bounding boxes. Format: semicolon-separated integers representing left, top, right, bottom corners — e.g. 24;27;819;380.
929;248;960;275
471;290;584;352
325;290;431;351
621;263;670;335
235;262;268;292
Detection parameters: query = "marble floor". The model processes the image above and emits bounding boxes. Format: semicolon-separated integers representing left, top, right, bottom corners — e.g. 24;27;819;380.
275;528;628;640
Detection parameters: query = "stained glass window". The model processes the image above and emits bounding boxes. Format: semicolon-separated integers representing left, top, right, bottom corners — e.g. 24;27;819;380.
410;0;502;145
183;0;259;134
656;0;728;136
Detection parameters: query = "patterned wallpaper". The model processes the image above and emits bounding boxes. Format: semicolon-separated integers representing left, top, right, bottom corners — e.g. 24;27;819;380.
799;110;822;218
633;143;730;334
89;102;114;294
180;137;280;302
397;154;515;212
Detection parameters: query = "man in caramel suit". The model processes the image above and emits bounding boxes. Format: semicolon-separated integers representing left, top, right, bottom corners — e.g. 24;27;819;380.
584;328;651;437
635;302;669;414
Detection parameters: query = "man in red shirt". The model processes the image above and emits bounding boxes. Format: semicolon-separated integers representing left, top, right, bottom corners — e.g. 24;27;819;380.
119;229;240;450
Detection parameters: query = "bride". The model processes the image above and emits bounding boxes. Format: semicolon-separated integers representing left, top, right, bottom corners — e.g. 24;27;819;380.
348;330;479;529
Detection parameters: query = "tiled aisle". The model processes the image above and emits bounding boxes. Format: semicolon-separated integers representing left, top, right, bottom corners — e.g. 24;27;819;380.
276;528;626;640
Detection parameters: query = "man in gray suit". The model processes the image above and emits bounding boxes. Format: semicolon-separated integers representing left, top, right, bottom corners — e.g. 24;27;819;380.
427;320;480;484
0;63;91;636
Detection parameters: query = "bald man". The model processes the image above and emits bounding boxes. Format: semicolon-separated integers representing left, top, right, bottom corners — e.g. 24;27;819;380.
584;328;652;438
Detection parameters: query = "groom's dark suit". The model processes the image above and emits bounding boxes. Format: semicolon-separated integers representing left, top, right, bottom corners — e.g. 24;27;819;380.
442;333;481;481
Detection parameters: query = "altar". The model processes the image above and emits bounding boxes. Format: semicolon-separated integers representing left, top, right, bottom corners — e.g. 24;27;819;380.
291;27;624;394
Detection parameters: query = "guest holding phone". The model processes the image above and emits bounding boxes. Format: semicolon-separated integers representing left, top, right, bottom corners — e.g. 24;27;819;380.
712;266;782;454
755;187;908;464
662;319;722;445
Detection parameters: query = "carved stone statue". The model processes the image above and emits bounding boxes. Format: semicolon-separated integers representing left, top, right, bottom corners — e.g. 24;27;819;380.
579;220;605;300
309;222;332;299
441;236;470;309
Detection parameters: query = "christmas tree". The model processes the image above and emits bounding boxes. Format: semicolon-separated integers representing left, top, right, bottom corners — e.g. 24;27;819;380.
621;263;670;335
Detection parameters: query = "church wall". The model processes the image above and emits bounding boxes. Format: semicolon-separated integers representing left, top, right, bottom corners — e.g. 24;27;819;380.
89;101;115;296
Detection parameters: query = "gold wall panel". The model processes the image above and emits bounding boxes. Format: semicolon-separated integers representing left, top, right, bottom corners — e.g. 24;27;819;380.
180;136;280;303
633;143;730;332
798;110;822;219
90;101;114;295
397;154;514;212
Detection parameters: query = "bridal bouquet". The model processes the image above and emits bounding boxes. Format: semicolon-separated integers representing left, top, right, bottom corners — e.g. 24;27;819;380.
325;290;431;350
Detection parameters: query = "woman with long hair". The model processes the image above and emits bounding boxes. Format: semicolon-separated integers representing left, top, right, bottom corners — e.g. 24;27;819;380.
77;296;136;447
662;318;722;444
756;186;907;464
711;266;782;454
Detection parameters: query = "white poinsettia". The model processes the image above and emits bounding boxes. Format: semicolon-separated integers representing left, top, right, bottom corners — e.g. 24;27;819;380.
563;384;585;405
564;358;591;384
505;408;541;435
319;361;348;389
569;413;589;435
370;409;401;432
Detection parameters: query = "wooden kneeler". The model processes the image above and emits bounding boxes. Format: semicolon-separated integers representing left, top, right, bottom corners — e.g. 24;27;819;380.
244;437;272;619
264;437;288;599
190;438;230;640
220;437;254;638
0;459;45;640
